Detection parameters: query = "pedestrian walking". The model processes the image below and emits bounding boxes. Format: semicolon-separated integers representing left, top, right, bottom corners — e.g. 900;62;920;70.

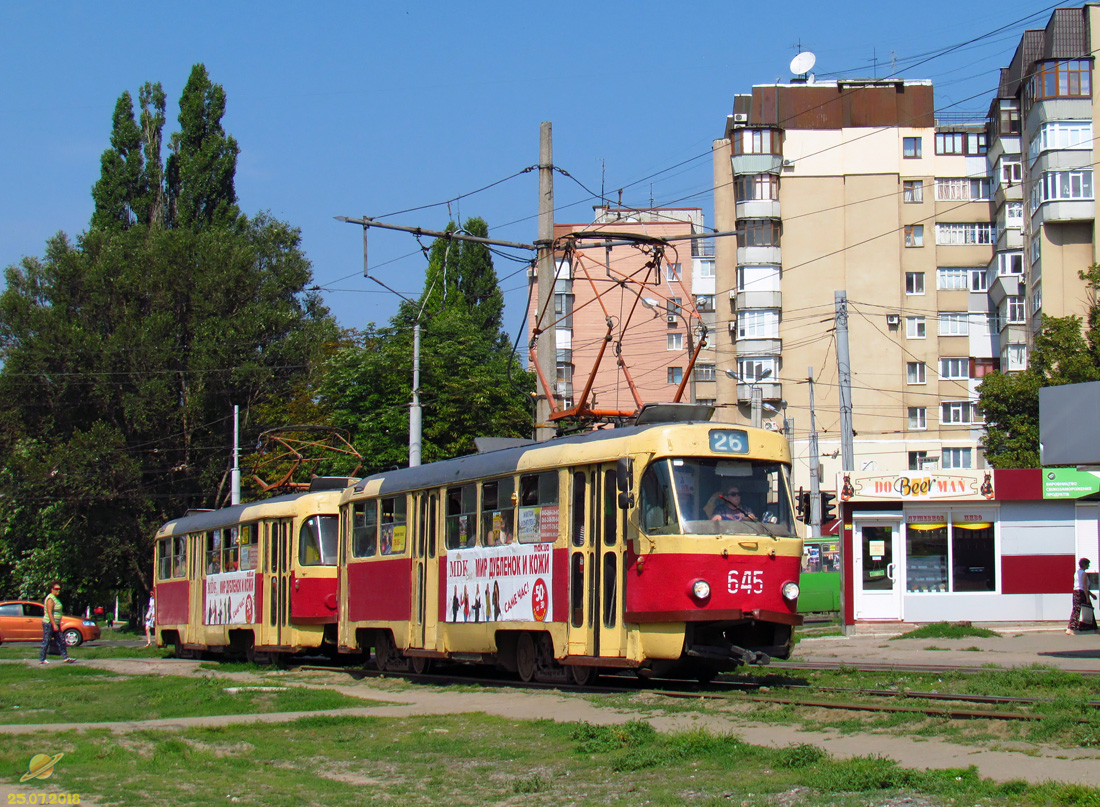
1066;558;1096;634
39;581;74;664
143;593;155;647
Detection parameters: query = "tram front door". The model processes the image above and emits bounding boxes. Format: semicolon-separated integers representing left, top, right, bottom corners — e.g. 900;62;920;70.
567;466;626;659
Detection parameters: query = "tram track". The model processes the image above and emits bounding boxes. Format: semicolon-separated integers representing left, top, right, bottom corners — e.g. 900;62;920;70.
292;661;1100;723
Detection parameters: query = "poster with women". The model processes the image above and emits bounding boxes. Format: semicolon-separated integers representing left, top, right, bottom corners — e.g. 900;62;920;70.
204;570;257;625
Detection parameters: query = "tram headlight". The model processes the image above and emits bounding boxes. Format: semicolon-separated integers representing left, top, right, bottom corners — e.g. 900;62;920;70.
691;579;711;601
781;581;800;601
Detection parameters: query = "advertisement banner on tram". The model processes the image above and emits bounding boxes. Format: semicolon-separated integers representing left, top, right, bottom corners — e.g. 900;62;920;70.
444;542;553;624
204;570;257;625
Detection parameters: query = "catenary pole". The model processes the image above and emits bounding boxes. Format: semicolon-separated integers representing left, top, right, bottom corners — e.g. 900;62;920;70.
835;290;855;472
808;369;821;538
535;122;556;441
409;323;422;467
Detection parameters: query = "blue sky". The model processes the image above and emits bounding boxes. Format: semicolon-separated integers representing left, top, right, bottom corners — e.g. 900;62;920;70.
0;1;1058;342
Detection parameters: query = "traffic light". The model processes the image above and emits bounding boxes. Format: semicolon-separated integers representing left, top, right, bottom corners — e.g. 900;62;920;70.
820;491;836;522
795;487;811;524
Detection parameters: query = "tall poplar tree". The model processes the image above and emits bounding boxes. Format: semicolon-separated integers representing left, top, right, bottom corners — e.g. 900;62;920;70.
0;65;336;610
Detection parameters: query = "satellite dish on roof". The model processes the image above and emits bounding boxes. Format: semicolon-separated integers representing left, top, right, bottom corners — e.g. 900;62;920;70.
790;51;816;76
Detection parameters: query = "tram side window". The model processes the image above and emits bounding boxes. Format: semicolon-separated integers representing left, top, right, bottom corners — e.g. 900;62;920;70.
206;530;222;574
352;502;377;557
518;471;559;543
175;536;187;578
224;527;240;572
157;538;173;580
639;462;676;534
300;515;339;565
445;484;477;549
482;478;516;545
380;496;408;555
238;523;258;571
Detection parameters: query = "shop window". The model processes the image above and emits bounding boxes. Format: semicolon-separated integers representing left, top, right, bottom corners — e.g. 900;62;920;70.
906;523;948;592
952;522;996;591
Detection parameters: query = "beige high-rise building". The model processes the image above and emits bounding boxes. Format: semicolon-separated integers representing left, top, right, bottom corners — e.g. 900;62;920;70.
714;80;999;490
713;3;1100;495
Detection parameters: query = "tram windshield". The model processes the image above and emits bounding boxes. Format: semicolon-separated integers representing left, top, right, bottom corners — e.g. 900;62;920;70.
639;458;796;537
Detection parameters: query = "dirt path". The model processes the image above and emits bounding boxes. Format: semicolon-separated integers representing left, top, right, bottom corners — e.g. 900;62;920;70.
3;657;1099;790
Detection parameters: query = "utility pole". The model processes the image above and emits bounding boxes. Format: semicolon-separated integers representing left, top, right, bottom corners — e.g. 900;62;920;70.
750;386;763;429
535;122;556;442
231;404;241;506
409;323;422;467
835;290;855;471
808;368;821;538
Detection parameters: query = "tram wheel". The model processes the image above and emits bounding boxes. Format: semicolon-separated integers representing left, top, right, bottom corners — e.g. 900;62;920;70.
173;637;186;659
568;664;597;687
409;655;431;676
516;632;537;683
374;631;397;672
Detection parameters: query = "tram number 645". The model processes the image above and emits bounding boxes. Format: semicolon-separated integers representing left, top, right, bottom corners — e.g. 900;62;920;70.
727;569;763;594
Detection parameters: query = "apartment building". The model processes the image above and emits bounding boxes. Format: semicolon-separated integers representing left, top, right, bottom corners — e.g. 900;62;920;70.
713;79;999;486
528;207;717;419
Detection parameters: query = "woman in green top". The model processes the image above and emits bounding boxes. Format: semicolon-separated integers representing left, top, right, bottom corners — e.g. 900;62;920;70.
39;581;73;664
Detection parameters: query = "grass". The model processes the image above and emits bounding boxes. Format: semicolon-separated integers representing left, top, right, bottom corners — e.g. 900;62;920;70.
891;621;1002;640
0;665;369;724
1;714;1097;807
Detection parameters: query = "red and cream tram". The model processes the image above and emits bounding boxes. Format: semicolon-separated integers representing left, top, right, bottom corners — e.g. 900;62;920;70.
337;406;803;683
153;481;350;662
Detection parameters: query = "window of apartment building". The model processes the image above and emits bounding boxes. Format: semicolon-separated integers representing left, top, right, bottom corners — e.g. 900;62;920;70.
695;294;715;312
738;357;776;382
939;357;969;380
737;264;781;292
935;177;991;201
908;407;927;430
935;131;987;156
939;312;969;336
1031;170;1094;206
941;401;977;425
667;367;683;385
1030;121;1093;162
696;398;716;406
942;447;973;469
903;137;922;158
906;361;927;384
903;180;924;203
935;223;995;246
697;259;715;278
905;272;925;295
553;293;574;329
1005;201;1024;229
937;267;968;290
734;173;780;202
667;297;682;320
1025;60;1091;106
1032;283;1043;313
666;263;682;281
1004;296;1026;324
906;317;926;339
1002;344;1027;371
998;103;1021;135
667;333;683;351
731;128;782;156
971;357;999;378
904;224;924;247
737;310;779;339
909;451;932;470
970;268;987;292
995;252;1023;276
1000;160;1022;186
694;363;716;381
1030;233;1041;264
737;219;781;247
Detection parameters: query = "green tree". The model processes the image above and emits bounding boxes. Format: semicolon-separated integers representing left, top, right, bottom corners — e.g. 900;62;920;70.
319;220;533;473
978;265;1100;468
0;67;336;611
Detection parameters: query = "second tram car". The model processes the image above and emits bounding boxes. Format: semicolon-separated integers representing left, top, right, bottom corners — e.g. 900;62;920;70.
153;483;348;662
337;407;803;682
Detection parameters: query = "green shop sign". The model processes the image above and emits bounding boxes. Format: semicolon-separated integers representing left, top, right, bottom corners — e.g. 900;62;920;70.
1042;468;1100;499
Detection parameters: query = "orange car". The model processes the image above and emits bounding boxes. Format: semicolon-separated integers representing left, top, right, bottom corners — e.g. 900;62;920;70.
0;600;101;647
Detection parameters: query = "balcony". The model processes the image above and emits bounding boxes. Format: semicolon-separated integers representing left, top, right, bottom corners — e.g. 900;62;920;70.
737;382;783;402
730;154;783;176
736;246;781;265
734;337;782;356
735;289;783;310
735;199;781;220
1031;199;1095;227
995;226;1023;252
987;273;1022;307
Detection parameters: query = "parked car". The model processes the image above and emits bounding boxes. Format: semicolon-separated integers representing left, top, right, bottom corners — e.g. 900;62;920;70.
0;600;101;647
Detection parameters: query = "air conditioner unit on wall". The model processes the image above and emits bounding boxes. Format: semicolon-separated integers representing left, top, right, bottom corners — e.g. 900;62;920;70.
886;314;900;326
732;113;748;123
